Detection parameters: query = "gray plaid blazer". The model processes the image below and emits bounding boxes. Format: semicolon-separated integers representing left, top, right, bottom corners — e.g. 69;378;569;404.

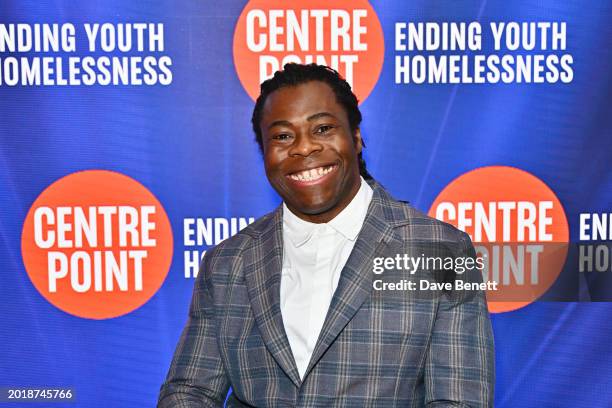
159;179;494;407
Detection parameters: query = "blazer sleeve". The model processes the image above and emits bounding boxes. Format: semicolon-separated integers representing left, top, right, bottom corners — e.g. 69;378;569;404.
158;250;230;408
424;232;495;408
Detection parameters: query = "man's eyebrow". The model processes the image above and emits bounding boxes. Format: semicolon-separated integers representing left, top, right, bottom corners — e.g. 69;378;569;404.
307;112;337;121
268;120;292;130
267;112;337;130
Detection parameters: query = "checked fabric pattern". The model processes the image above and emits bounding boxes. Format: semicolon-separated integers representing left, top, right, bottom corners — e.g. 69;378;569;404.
159;179;494;407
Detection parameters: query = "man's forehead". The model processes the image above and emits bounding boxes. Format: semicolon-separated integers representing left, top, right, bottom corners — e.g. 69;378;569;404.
261;80;344;120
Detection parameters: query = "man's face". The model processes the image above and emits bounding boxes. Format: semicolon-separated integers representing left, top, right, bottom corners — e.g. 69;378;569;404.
260;80;362;223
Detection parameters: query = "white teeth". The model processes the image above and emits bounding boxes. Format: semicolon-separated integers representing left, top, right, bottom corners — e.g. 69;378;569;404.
289;165;335;181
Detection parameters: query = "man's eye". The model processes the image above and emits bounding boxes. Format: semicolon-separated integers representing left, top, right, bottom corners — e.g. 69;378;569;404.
315;125;334;134
273;133;291;140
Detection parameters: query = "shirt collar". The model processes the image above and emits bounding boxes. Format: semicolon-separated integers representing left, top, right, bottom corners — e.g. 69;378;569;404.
282;177;374;247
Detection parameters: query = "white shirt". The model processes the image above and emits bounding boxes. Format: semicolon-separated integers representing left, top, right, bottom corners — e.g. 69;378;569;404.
280;177;373;379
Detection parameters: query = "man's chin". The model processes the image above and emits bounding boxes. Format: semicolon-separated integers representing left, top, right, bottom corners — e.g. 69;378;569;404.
286;199;336;216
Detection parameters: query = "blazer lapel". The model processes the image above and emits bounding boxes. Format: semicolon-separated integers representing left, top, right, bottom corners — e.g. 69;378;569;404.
303;186;395;379
242;207;302;387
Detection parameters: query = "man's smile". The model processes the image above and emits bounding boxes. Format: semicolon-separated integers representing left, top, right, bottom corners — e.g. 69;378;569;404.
285;164;338;184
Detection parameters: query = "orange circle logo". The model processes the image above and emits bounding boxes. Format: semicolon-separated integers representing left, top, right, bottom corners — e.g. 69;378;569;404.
233;0;384;103
21;170;173;319
428;166;569;313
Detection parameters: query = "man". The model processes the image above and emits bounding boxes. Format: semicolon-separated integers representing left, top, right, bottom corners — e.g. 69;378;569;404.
159;63;494;407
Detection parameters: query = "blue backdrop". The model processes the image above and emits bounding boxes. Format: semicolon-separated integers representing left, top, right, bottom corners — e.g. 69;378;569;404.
1;0;611;407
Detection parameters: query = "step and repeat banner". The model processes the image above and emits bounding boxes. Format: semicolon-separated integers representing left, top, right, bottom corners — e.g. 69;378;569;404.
1;0;611;406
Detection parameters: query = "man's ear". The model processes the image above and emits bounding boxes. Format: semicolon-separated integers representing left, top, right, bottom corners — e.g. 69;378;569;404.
353;128;363;154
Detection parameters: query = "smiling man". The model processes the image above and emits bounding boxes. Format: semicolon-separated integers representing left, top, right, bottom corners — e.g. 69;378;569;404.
159;64;494;407
259;79;362;225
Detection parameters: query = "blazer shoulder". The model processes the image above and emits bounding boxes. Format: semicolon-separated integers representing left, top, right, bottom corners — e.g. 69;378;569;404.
204;209;277;259
385;196;470;245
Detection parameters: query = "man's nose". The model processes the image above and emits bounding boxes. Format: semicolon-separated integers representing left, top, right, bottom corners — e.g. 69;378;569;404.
288;132;323;157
